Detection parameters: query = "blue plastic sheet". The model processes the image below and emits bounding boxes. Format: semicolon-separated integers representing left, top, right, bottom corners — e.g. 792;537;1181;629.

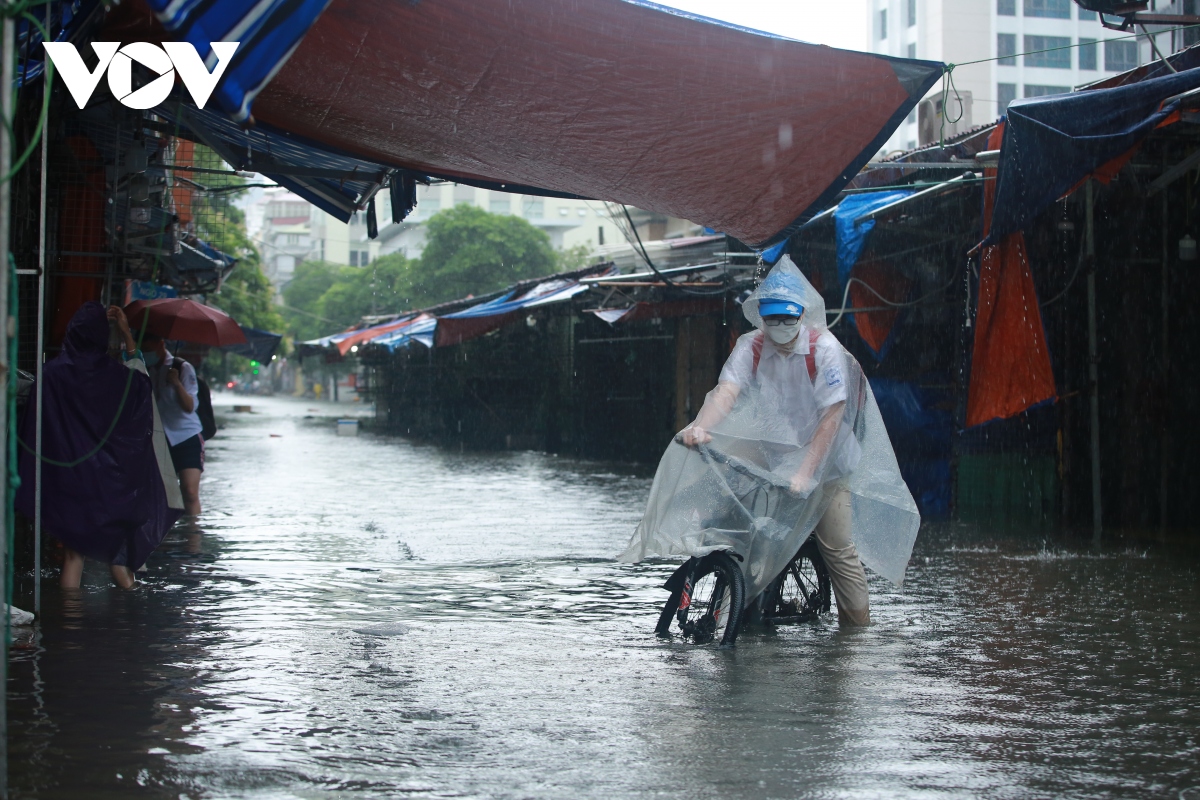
146;0;334;122
871;378;953;518
987;67;1200;246
833;191;912;288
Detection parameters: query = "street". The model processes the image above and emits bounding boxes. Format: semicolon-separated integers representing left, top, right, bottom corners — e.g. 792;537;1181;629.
7;396;1199;799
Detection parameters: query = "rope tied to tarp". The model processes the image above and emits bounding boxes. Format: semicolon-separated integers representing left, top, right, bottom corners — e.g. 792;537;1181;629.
939;64;965;152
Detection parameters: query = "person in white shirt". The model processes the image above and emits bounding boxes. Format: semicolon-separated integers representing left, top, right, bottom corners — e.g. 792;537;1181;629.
678;267;870;626
142;334;204;515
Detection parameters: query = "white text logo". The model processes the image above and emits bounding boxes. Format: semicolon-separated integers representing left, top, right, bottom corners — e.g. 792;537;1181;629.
43;41;240;110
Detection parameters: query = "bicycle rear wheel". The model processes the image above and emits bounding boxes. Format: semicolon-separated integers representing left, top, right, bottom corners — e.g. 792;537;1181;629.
765;537;831;624
658;551;745;648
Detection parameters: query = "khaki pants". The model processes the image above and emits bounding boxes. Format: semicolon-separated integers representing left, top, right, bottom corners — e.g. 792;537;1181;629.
814;487;870;626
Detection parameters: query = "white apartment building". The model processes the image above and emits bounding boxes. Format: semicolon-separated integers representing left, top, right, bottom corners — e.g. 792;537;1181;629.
868;0;1147;154
252;188;383;288
250;182;699;291
371;184;687;260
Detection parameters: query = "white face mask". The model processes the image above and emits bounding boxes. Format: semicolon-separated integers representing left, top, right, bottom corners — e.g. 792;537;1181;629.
766;325;800;345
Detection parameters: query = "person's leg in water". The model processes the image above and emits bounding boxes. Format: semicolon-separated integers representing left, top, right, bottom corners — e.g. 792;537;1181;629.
110;563;136;589
814;487;870;626
179;467;201;516
60;547;84;589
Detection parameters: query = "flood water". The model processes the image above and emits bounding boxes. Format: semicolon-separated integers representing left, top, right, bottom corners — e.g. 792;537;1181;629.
7;395;1200;799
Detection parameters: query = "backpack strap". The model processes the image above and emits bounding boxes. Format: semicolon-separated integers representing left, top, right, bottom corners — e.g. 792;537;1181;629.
805;329;819;382
751;329;821;383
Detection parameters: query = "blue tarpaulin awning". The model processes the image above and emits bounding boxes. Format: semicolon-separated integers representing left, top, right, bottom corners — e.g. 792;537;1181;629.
223;327;283;363
145;0;334;122
986;66;1200;246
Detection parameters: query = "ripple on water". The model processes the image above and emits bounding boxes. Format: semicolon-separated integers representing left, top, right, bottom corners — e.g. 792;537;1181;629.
6;397;1200;800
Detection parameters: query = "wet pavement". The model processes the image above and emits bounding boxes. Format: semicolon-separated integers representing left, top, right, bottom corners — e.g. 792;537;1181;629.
7;395;1200;799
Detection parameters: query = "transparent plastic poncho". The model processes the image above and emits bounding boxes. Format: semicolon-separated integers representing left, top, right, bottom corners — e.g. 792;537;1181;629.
618;257;921;600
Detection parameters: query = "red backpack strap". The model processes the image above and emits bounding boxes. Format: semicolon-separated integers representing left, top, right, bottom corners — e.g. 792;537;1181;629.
753;329;819;381
805;329;819;382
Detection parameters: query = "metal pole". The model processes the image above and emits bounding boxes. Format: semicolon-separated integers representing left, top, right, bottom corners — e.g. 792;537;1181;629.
1160;186;1170;536
0;15;15;799
1085;180;1102;544
33;63;48;616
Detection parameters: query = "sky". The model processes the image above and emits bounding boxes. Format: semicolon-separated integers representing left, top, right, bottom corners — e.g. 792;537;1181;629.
654;1;869;52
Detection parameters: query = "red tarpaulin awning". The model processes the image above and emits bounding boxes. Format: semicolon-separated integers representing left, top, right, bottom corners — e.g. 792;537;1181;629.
248;0;942;246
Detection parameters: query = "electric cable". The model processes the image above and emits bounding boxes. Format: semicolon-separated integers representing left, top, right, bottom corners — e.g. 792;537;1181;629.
617;204;728;296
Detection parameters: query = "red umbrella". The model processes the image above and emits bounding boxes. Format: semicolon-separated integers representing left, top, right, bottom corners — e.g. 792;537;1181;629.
125;299;248;347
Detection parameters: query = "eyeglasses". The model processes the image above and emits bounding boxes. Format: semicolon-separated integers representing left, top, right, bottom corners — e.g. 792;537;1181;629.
763;317;800;327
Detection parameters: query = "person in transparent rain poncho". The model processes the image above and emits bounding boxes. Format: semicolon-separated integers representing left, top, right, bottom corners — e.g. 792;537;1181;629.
619;257;921;627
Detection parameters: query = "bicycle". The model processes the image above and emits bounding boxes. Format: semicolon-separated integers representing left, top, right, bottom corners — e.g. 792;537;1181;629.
653;443;833;648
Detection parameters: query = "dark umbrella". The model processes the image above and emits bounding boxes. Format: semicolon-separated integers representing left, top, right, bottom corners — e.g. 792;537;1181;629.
223;326;283;363
125;299;248;347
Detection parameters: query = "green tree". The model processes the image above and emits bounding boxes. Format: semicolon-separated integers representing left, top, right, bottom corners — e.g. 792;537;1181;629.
408;205;556;306
317;255;413;327
556;243;594;272
281;260;340;340
186;145;283;334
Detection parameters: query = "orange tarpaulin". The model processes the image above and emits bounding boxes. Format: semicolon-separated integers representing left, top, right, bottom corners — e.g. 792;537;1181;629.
849;255;911;358
966;123;1057;427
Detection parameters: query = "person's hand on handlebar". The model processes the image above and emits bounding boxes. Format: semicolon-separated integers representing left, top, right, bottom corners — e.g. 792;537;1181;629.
677;426;712;447
789;472;816;495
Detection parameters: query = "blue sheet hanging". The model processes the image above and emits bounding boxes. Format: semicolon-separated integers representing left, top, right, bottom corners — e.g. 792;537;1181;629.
833;190;912;288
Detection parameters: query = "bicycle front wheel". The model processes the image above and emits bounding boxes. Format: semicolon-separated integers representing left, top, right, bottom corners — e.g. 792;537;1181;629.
662;551;745;648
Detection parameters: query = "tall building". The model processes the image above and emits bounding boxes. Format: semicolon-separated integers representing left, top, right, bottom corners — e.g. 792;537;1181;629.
249;182;701;291
867;0;1146;154
251;188;383;288
371;184;685;260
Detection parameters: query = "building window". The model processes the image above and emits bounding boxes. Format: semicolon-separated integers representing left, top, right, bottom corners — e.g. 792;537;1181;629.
1078;8;1097;19
907;0;916;27
998;82;1017;114
1024;35;1071;68
907;42;916;59
1024;84;1070;98
523;197;544;218
998;34;1016;66
453;184;474;205
285;234;300;244
998;0;1015;14
419;186;440;215
361;251;370;266
1079;38;1097;70
907;108;917;124
559;207;569;217
879;9;887;40
598;226;605;246
1024;0;1070;18
1105;39;1137;72
350;250;359;267
577;208;587;217
489;194;511;214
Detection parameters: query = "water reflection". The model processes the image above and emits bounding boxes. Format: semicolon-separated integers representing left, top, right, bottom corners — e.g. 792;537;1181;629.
7;396;1199;799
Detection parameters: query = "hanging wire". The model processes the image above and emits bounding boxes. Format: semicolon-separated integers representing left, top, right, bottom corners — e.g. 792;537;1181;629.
0;8;54;185
618;205;727;296
939;65;964;150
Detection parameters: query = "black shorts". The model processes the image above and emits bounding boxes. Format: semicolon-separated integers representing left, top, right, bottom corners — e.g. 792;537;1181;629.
169;434;204;473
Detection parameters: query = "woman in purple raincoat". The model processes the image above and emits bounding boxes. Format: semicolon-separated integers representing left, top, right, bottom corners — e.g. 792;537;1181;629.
16;302;181;589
